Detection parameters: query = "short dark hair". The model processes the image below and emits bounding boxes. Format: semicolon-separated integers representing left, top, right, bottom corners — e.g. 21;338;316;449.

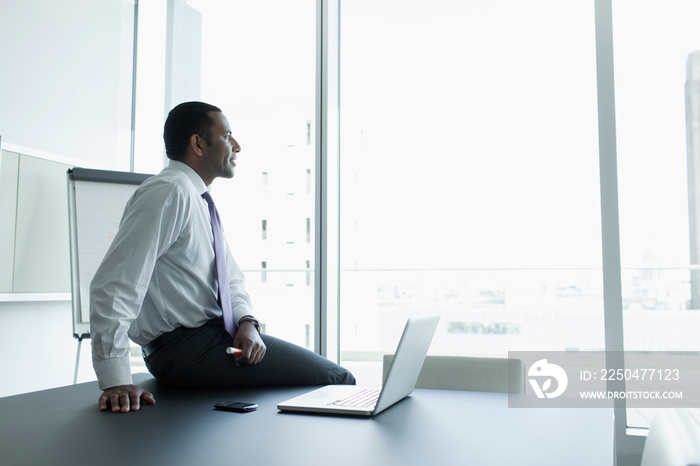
163;101;222;160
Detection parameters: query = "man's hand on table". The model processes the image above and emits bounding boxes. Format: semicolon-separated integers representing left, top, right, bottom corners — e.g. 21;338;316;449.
98;385;155;413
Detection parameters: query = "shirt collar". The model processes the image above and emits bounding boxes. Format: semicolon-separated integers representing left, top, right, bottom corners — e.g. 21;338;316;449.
167;160;208;195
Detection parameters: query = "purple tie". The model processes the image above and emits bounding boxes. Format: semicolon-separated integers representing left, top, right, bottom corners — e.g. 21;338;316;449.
202;191;235;338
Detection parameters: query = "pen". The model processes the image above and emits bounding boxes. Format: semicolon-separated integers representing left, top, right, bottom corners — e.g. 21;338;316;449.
226;347;243;354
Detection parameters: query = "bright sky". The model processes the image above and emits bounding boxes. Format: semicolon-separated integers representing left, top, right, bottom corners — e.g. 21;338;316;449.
181;0;700;270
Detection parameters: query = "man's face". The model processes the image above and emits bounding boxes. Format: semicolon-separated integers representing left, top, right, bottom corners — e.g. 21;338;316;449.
201;111;241;182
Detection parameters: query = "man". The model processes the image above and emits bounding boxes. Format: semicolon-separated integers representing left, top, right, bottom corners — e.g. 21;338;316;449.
90;101;354;413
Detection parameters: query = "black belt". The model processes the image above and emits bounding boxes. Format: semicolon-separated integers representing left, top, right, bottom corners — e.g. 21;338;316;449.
141;327;180;358
142;337;164;359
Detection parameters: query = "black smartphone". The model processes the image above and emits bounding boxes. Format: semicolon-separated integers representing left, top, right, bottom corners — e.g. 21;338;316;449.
213;401;258;413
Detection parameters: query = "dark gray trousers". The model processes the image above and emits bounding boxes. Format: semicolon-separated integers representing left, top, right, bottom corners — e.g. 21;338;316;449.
142;319;356;388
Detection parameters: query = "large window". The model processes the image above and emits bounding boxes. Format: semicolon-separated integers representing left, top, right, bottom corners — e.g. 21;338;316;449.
128;2;697;458
611;0;700;429
338;0;603;378
613;0;700;350
189;0;317;349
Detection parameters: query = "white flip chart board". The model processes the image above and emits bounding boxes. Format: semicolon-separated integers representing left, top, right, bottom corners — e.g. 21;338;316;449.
67;168;152;339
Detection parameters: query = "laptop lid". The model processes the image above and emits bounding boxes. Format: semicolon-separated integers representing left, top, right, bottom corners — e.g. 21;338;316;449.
373;315;440;414
277;315;440;416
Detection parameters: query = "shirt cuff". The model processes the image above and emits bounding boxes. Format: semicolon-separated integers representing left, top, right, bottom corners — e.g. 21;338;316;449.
231;304;254;327
94;356;133;390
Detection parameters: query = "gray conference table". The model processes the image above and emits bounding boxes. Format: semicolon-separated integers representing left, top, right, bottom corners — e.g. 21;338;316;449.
0;373;613;466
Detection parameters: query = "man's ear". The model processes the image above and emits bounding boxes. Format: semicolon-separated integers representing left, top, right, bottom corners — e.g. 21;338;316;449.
189;134;205;157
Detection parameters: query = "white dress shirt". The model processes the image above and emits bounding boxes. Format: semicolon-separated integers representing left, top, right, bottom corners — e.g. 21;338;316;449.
90;160;253;389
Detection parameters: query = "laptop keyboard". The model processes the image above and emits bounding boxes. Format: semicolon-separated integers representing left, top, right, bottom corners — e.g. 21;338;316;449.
329;388;380;408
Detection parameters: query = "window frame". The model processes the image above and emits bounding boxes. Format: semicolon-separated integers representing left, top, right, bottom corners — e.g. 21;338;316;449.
314;0;341;361
594;0;646;463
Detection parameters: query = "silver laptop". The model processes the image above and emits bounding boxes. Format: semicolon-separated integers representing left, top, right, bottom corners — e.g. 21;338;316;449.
277;315;440;417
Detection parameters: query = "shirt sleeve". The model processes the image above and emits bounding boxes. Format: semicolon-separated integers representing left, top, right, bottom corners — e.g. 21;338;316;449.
225;243;255;326
90;180;188;390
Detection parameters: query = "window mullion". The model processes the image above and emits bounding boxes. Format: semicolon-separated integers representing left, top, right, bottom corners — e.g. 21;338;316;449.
594;0;646;462
315;0;340;361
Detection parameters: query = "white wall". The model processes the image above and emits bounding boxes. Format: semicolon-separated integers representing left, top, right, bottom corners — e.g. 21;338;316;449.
0;0;134;171
0;300;95;397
